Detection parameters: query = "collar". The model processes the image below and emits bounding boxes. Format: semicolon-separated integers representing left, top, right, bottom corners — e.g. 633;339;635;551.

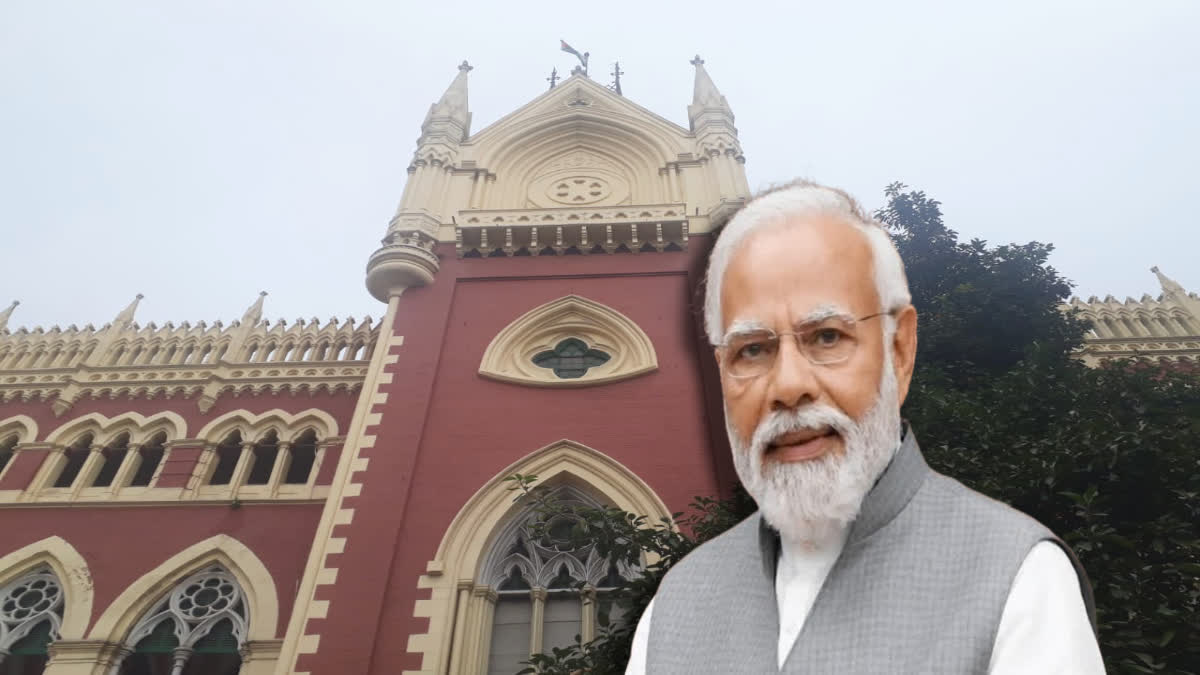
759;426;930;580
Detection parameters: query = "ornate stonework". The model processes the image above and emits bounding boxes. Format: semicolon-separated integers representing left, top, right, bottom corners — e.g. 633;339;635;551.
1066;267;1200;366
0;294;376;415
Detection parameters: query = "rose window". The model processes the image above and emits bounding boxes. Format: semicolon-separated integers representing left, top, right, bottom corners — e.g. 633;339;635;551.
0;573;61;625
173;575;238;620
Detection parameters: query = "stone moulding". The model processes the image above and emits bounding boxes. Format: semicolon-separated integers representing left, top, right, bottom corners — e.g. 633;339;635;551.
478;295;658;388
455;204;689;258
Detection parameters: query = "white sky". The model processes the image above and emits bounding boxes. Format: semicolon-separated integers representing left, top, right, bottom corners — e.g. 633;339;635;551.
2;0;1197;329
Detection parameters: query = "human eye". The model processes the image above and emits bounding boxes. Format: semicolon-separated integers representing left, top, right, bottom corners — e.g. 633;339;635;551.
813;328;842;347
801;322;853;352
732;334;776;362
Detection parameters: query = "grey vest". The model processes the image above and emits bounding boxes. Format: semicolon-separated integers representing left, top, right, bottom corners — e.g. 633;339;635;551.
646;431;1095;674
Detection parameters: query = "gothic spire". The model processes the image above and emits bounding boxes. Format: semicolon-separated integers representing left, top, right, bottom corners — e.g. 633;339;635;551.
241;291;268;328
0;300;17;333
111;294;144;329
688;55;732;123
423;60;473;140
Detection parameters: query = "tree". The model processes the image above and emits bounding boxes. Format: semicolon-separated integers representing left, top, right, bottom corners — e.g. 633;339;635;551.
514;184;1200;674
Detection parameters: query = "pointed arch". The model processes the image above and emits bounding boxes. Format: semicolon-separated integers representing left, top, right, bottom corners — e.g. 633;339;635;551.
0;536;92;639
406;440;670;673
43;411;187;447
435;439;670;577
478;295;658;387
87;534;279;643
0;414;39;443
194;408;338;444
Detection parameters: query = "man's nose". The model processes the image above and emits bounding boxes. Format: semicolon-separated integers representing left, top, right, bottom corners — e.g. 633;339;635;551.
767;335;820;411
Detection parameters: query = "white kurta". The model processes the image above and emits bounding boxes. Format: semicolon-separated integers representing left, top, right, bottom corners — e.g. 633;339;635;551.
625;526;1105;674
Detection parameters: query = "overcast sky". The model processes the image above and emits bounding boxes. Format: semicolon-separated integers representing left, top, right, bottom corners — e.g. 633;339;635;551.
2;0;1197;330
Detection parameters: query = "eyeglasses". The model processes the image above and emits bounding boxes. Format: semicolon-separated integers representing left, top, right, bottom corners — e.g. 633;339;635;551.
716;312;890;379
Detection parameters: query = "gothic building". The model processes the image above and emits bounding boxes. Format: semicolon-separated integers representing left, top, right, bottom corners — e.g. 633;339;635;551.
0;58;1195;675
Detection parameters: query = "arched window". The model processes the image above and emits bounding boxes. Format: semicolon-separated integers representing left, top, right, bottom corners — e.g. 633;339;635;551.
0;568;64;675
90;433;131;488
244;432;280;486
207;432;243;486
129;433;167;487
481;486;629;675
283;430;318;485
0;434;16;478
115;566;247;675
52;435;93;488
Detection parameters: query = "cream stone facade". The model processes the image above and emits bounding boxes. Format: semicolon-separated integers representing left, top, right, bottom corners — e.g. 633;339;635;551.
1063;267;1200;366
364;58;748;303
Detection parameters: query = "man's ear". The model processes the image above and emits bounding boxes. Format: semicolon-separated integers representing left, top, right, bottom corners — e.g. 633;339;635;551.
892;305;918;406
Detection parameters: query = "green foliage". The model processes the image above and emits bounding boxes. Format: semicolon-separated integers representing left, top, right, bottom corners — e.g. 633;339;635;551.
883;183;1200;674
514;184;1200;674
876;182;1089;386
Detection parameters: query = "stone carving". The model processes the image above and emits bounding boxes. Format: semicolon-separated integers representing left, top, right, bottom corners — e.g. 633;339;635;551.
0;569;63;653
532;150;622;179
546;176;612;206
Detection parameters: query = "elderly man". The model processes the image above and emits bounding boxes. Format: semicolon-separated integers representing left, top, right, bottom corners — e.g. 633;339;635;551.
625;181;1104;673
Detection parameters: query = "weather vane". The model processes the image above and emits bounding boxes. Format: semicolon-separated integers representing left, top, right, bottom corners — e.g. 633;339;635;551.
560;40;589;76
547;67;559;90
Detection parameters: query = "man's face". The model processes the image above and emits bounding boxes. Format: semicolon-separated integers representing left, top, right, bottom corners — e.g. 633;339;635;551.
715;215;918;541
718;215;910;456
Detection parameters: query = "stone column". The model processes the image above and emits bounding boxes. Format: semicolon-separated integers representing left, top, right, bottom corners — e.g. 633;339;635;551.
109;443;142;495
529;587;548;656
446;581;475;674
266;442;291;497
69;445;108;497
228;443;256;497
168;647;192;675
580;586;597;643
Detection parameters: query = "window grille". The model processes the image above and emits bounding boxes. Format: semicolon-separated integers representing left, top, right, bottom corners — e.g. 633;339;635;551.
0;568;64;673
116;566;247;675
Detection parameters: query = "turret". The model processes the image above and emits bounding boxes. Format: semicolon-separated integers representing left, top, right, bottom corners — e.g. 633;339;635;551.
368;62;473;302
686;56;749;215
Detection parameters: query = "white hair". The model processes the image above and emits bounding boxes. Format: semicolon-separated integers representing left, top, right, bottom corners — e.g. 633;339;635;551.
728;334;903;544
704;180;911;344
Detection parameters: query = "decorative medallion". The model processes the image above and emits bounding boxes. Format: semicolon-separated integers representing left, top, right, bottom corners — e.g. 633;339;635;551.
546;176;612;205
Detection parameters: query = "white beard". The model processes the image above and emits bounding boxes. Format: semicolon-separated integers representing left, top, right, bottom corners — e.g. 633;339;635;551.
728;351;902;546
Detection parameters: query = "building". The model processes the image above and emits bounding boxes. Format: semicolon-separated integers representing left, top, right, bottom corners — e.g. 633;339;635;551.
1063;267;1200;367
0;57;745;675
0;57;1195;675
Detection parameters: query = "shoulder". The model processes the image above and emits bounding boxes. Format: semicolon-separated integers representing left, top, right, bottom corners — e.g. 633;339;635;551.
659;512;762;588
917;470;1055;542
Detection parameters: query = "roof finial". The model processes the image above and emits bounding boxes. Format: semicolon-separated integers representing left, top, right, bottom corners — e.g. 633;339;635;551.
112;293;144;329
424;60;473;135
1151;266;1186;296
609;61;624;96
0;300;18;333
242;291;268;327
547;66;559;90
689;54;732;124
